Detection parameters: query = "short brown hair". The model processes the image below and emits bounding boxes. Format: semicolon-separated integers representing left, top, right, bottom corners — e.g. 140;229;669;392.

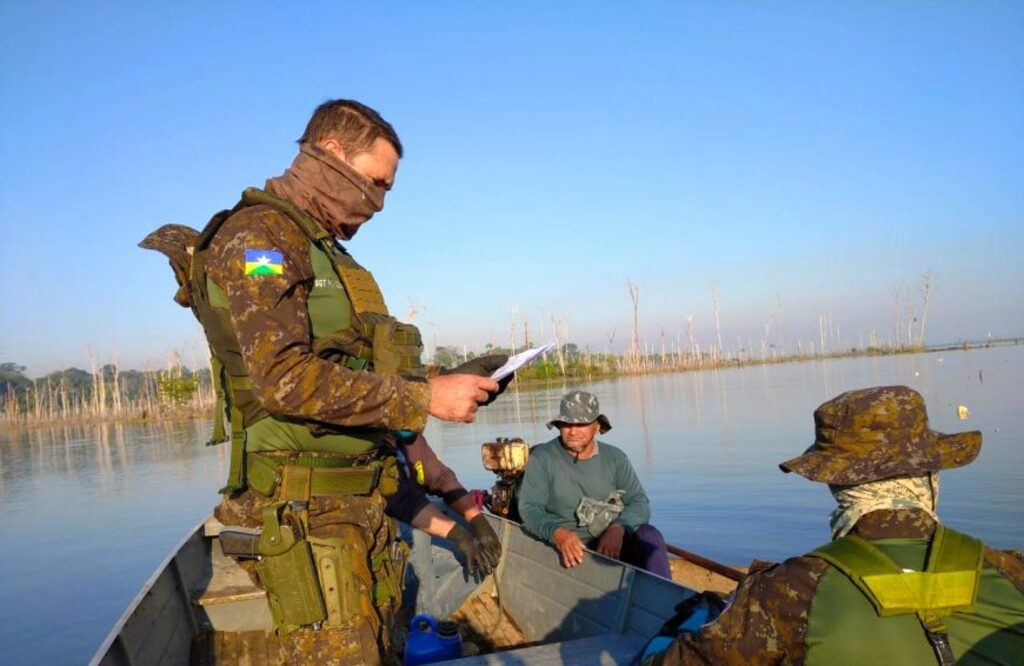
297;99;403;158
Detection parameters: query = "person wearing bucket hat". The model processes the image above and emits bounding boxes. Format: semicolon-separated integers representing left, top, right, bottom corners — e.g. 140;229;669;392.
647;386;1024;666
518;390;670;577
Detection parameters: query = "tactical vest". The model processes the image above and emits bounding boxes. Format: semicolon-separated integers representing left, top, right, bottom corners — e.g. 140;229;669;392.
805;525;1024;665
190;187;425;494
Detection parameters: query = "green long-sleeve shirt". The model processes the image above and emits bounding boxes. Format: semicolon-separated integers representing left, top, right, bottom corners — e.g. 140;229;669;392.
518;437;651;544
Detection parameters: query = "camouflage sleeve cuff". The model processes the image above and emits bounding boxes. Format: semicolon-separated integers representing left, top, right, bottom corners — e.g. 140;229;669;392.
393;379;431;432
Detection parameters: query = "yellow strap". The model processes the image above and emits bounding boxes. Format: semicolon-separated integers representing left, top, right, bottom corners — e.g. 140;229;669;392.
862;570;978;615
811;525;983;618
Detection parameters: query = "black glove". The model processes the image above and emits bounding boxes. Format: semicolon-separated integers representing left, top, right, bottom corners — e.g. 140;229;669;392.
440;354;514;406
442;353;508;377
447;523;493;577
470;514;502;572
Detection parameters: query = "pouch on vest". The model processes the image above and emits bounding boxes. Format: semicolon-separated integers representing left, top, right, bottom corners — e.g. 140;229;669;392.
369;315;426;380
256;503;327;633
308;531;367;630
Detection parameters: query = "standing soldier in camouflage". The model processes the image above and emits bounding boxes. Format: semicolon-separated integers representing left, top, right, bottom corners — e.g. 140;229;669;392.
143;99;501;665
647;386;1024;665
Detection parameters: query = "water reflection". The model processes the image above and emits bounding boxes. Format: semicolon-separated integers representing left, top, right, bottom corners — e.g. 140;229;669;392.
0;420;228;663
0;420;229;503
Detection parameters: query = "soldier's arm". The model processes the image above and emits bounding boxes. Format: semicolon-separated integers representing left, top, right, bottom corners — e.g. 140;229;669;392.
404;434;471;507
385;457;433;524
648;556;824;666
207;209;430;431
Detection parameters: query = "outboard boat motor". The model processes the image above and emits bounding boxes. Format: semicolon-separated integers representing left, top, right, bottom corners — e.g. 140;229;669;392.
480;437;531;522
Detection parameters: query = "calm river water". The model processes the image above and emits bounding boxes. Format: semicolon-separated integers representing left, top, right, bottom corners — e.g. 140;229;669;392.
1;346;1021;663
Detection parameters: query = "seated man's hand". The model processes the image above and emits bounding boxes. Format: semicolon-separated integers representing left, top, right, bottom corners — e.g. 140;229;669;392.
596;523;625;560
427;374;499;423
439;354;513;406
553;527;586;568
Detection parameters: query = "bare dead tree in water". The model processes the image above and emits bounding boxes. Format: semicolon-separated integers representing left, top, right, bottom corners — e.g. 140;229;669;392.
552;315;568;375
110;354;123;417
711;282;723;356
606;327;617;372
891;282;904;349
507;306;520;356
917;270;937;348
685;315;697;367
762;317;775;361
627;280;641;370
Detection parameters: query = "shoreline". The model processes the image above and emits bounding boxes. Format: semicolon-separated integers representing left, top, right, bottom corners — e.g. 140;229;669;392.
2;338;1019;434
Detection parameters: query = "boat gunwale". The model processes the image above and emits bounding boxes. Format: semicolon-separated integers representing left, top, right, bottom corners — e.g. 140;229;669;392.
89;512;714;664
87;515;208;666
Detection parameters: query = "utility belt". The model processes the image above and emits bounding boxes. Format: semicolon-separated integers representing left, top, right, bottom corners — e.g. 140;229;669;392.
222;451;406;637
246;450;399;500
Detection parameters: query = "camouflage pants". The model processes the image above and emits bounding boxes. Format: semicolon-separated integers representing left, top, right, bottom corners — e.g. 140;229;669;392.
216;487;402;665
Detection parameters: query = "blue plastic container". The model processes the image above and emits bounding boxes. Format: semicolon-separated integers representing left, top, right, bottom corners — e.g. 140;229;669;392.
403;613;462;665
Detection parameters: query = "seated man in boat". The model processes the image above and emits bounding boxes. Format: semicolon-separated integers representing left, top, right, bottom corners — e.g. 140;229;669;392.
518;390;671;577
645;386;1024;665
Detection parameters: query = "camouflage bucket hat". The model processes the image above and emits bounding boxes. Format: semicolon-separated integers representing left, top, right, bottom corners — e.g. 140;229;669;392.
546;390;612;433
779;386;981;485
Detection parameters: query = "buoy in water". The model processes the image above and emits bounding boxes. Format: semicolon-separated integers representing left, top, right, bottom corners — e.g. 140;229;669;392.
957;405;969;420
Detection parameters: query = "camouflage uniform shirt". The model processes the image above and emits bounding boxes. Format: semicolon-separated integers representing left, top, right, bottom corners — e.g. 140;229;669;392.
206;203;430;432
649;509;1024;665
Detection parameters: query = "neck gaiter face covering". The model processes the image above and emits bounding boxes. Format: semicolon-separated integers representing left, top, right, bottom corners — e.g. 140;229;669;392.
828;472;940;539
265;144;385;239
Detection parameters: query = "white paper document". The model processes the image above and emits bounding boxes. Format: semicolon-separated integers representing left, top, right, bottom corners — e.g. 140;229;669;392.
490;341;557;381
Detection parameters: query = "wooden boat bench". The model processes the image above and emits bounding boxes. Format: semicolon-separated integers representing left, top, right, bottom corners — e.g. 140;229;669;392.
192;518;272;632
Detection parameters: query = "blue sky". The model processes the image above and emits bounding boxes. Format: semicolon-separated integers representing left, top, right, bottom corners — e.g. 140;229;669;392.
1;2;1021;375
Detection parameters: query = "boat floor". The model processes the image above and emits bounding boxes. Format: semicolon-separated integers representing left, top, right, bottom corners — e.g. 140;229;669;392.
183;516;741;665
188;562;739;664
449;587;529;652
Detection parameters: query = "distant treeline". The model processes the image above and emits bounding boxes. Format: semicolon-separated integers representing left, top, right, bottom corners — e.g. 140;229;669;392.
433;337;1023;384
3;336;1018;430
1;361;213;428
